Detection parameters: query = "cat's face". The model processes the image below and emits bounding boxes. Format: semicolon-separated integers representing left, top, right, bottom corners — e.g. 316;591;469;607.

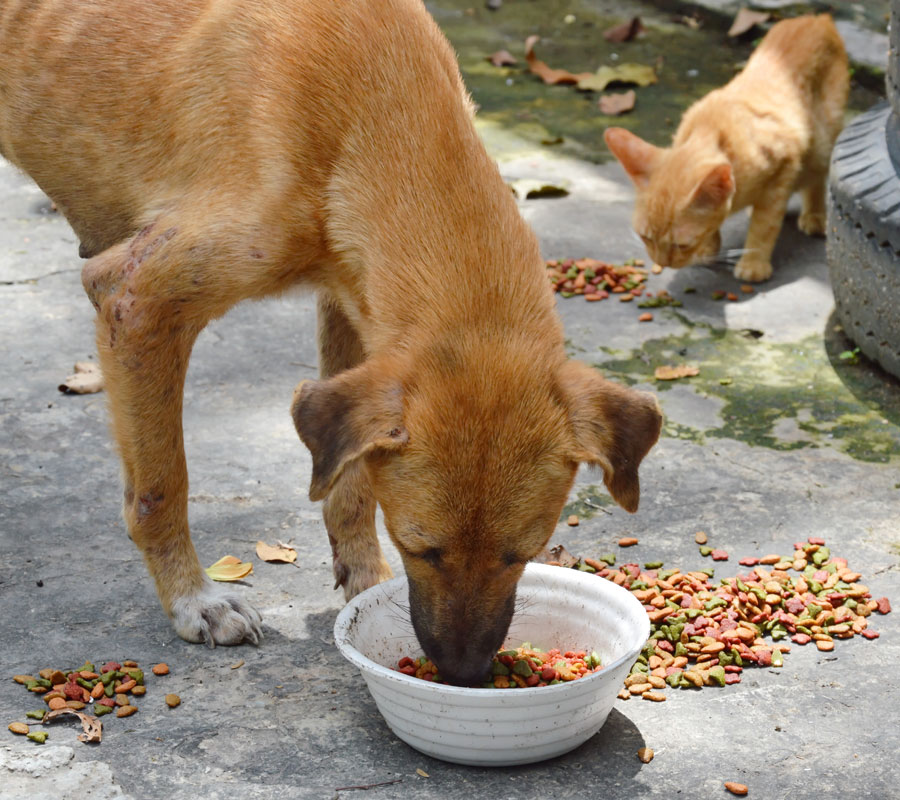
604;127;734;269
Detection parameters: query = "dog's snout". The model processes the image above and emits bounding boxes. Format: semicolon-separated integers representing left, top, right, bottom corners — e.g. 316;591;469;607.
436;650;495;687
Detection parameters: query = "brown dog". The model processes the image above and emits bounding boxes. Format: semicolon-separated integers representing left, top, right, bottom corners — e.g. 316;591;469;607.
0;0;661;683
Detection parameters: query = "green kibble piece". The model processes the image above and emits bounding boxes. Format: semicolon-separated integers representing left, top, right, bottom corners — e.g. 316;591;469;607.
718;651;733;666
125;669;144;685
699;546;712;556
498;650;518;658
807;603;822;618
845;599;858;610
666;671;683;687
812;547;830;565
94;704;113;716
576;562;596;573
565;267;578;279
27;731;48;744
675;642;688;658
104;683;114;697
599;554;616;566
588;651;601;668
24;681;39;691
584;269;596;279
700;568;715;578
491;662;510;676
25;710;46;720
549;679;562;685
78;662;95;673
34;678;52;689
708;666;726;687
658;569;678;581
76;678;94;690
644;561;664;570
796;625;812;635
630;663;649;675
630;580;648;591
512;660;533;678
809;580;823;594
771;650;784;667
100;671;116;685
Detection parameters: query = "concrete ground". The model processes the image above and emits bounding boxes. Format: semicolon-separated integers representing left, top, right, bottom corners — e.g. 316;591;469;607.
1;2;898;799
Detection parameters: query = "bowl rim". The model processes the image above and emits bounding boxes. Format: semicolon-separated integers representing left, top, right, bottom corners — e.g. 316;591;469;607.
333;562;650;697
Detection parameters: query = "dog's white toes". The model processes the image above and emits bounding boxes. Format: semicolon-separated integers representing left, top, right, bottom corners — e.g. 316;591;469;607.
170;580;263;647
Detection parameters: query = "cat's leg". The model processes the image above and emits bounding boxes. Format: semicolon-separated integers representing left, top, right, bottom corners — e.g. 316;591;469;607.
734;178;795;282
798;173;827;236
313;293;392;600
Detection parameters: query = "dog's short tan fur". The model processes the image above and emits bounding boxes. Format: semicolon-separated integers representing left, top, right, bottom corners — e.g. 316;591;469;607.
1;0;661;682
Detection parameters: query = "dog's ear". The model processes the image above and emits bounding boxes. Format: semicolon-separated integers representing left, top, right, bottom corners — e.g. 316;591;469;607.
291;364;407;501
558;360;662;512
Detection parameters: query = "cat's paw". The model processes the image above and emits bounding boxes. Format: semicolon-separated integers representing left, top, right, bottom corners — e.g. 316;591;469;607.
170;580;263;647
798;211;826;236
733;256;773;283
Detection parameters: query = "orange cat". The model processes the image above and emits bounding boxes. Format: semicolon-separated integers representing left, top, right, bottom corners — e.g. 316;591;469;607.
604;14;848;282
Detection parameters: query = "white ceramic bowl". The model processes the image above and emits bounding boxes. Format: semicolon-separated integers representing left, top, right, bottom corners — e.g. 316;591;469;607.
333;562;649;766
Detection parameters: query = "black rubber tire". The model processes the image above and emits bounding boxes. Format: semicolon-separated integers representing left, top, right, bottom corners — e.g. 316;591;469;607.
890;1;900;119
827;102;900;378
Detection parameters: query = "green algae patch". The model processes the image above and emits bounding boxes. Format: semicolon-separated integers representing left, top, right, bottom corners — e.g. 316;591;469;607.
562;485;615;521
596;321;900;462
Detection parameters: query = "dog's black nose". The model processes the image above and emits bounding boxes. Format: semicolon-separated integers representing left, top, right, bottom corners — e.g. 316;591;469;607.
435;651;495;687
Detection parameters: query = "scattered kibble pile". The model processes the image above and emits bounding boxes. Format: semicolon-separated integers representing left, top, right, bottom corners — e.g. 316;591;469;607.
8;659;175;744
546;257;650;303
550;537;890;701
396;643;603;688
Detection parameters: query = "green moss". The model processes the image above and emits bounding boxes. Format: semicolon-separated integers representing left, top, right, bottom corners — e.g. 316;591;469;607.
561;485;614;520
595;320;900;463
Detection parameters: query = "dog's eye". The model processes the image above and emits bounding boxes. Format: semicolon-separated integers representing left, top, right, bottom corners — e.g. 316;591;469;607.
418;548;443;567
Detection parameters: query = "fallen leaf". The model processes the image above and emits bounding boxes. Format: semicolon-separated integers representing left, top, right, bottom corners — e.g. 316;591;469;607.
727;8;770;37
548;543;579;568
256;540;297;563
509;178;570;200
205;555;253;582
577;63;656;92
525;35;593;85
487;49;517;67
44;708;102;743
598;89;636;115
58;361;103;394
230;659;245;670
654;365;700;381
416;768;430;778
604;17;645;43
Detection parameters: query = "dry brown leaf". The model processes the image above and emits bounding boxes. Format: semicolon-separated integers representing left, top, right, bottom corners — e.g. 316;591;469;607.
256;540;297;563
599;89;636;115
654;365;700;381
524;35;593;86
727;8;770;37
487;49;517;67
44;707;102;743
58;361;103;394
548;543;579;568
603;17;645;43
416;768;430;778
205;555;253;581
577;63;656;92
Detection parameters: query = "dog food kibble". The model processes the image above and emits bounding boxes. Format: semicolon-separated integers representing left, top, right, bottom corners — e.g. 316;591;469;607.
546;537;889;700
724;782;749;796
695;532;708;545
546;257;648;303
637;747;654;763
396;644;603;688
165;694;181;708
619;537;639;547
7;658;177;743
567;515;580;527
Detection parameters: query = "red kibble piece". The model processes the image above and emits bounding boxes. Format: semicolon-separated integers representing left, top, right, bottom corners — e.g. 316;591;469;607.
861;629;880;640
98;697;116;708
738;557;759;566
875;597;891;614
398;657;414;669
808;537;825;545
711;549;729;561
724;674;742;685
399;665;417;675
723;665;743;673
525;674;541;687
540;668;557;682
100;661;121;674
791;633;812;645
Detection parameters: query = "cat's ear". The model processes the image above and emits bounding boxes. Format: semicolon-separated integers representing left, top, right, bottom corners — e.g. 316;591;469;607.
603;128;660;188
690;163;735;209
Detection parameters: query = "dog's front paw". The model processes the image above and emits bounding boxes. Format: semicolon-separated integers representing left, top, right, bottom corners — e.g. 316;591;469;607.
798;211;826;236
733;256;773;283
335;556;393;602
170;580;263;647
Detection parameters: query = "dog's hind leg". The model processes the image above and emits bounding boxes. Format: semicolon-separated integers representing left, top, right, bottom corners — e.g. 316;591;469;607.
316;293;392;599
82;218;263;646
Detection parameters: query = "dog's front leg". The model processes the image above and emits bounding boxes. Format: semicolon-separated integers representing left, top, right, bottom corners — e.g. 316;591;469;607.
316;294;392;598
83;221;262;646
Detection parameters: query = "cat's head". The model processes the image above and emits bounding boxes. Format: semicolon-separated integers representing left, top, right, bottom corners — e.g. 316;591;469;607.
604;127;734;269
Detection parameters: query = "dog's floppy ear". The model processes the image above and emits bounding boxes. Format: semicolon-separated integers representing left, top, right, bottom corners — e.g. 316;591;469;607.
558;360;662;512
291;363;407;502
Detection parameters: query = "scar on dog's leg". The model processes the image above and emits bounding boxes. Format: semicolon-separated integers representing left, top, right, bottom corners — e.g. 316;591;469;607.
83;224;262;646
317;293;392;599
